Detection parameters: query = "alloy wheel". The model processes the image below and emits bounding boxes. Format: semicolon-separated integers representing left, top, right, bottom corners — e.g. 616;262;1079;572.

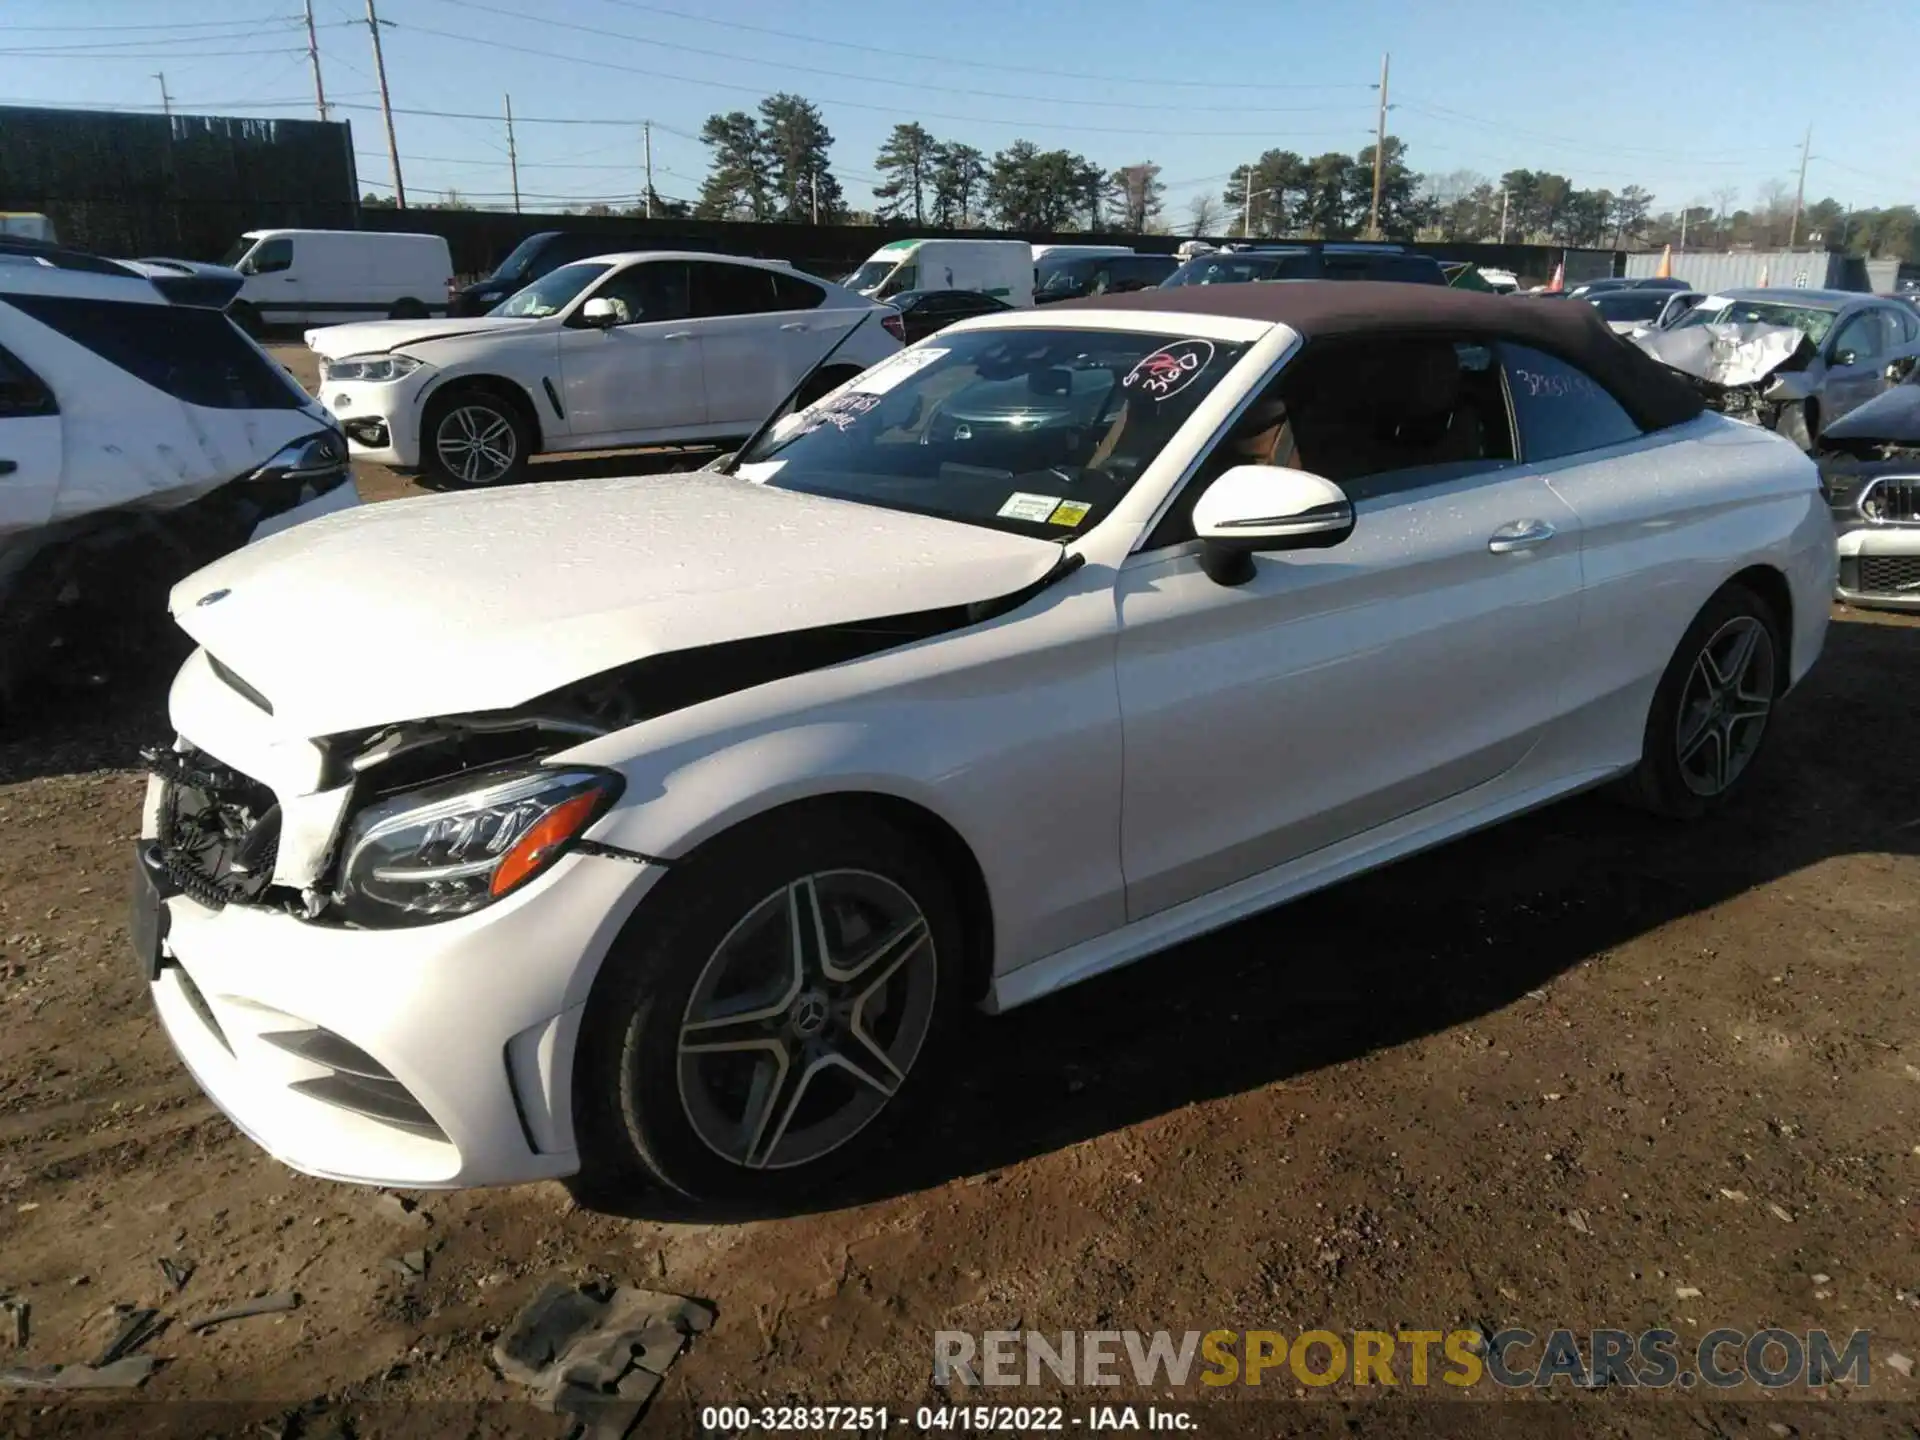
675;870;938;1171
1674;614;1775;797
435;404;518;485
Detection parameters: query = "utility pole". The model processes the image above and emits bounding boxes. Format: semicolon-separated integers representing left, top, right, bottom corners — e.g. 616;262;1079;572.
811;170;820;225
643;121;654;218
504;94;521;214
1788;123;1812;248
1243;167;1253;238
303;0;328;120
1367;52;1390;240
1679;205;1689;251
365;0;405;209
153;72;172;118
1499;186;1509;244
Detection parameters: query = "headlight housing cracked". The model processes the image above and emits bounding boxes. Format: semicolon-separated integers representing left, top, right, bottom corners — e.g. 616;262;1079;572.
335;764;623;928
321;353;424;384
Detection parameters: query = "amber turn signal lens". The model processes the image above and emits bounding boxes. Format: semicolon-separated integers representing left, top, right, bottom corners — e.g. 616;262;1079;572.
489;790;606;898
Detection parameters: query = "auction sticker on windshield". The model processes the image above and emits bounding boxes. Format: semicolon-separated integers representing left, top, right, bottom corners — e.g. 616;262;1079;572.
1123;340;1216;401
997;492;1063;523
850;347;949;396
1049;499;1092;527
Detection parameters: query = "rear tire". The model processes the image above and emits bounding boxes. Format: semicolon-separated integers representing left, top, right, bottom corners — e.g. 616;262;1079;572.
388;298;429;320
1618;582;1783;820
571;806;963;1210
420;385;531;487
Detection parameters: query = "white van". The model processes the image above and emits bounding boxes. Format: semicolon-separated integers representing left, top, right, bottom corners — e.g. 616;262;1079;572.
221;229;453;334
1030;243;1134;262
0;213;57;244
843;239;1033;307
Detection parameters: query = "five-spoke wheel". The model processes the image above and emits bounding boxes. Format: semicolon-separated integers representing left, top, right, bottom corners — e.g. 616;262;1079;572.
572;807;961;1207
423;390;529;488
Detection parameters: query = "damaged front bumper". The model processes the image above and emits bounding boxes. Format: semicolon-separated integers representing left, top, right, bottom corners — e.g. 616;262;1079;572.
136;645;665;1188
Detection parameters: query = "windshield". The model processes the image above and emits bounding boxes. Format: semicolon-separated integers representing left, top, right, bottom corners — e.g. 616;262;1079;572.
730;327;1251;538
490;261;609;318
1162;253;1304;287
490;234;549;283
844;259;899;293
1679;298;1839;345
221;236;256;266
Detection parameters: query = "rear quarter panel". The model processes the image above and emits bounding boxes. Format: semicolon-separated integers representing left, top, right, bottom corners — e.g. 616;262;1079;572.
1544;413;1832;768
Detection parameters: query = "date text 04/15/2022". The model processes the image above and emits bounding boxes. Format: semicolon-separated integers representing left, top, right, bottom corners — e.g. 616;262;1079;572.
698;1404;1196;1432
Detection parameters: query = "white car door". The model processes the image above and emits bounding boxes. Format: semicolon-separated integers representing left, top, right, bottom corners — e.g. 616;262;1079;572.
555;259;708;441
1113;337;1586;921
0;343;61;539
687;261;823;430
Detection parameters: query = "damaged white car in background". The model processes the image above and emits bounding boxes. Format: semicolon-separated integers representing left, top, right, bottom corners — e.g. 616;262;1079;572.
1634;289;1920;451
0;239;355;708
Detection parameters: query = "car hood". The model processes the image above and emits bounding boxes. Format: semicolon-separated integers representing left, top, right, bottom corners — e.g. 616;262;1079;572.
167;470;1063;737
1821;380;1920;444
303;315;540;359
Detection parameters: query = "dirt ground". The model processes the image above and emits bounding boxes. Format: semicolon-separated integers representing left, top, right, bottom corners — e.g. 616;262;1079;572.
0;346;1915;1437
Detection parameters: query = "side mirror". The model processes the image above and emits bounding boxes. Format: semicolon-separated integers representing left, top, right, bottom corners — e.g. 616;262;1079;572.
1191;464;1354;586
580;296;620;329
1833;347;1859;367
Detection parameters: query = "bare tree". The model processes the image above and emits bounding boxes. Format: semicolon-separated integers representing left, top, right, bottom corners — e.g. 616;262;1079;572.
1186;191;1223;237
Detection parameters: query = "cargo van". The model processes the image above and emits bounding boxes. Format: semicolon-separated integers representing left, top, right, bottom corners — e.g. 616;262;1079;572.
844;239;1033;307
220;229;454;334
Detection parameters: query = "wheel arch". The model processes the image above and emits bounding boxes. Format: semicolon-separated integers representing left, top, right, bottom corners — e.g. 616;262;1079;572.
419;371;546;453
1725;561;1794;690
595;786;998;1007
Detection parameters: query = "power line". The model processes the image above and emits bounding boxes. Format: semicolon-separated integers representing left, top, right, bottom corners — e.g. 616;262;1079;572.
1396;99;1779;165
585;0;1367;92
413;0;1368;117
0;14;301;31
0;26;307;54
0;46;310;63
333;32;1373;140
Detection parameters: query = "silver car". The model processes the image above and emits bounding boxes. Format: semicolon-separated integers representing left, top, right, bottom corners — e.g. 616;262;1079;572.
1663;288;1920;448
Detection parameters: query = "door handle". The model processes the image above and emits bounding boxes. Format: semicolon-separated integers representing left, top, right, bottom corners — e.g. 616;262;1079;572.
1488;519;1556;553
661;331;695;340
779;322;809;332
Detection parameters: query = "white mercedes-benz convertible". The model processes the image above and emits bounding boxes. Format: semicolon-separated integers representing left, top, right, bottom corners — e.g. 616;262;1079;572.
133;282;1835;1206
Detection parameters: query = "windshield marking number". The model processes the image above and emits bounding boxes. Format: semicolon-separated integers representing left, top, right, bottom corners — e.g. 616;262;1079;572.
1123;340;1215;400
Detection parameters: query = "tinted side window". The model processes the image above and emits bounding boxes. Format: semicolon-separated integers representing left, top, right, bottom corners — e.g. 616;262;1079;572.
6;293;304;410
0;343;56;416
248;238;292;275
1500;343;1641;461
690;262;779;317
769;270;827;310
582;261;690;325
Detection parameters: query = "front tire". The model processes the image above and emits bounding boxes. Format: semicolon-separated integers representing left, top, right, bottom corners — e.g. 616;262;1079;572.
1620;582;1782;819
421;386;531;487
572;807;962;1209
389;298;429;320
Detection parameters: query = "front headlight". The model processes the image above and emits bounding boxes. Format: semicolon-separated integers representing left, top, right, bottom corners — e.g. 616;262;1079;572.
249;430;348;484
335;764;623;928
321;353;424;384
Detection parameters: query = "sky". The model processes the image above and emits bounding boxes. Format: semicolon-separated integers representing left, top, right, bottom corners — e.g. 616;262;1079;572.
3;0;1917;223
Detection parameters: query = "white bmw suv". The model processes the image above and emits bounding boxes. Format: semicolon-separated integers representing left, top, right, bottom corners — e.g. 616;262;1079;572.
306;251;903;488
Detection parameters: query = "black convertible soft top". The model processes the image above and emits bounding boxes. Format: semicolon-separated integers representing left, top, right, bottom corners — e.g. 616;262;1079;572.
1068;280;1708;433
